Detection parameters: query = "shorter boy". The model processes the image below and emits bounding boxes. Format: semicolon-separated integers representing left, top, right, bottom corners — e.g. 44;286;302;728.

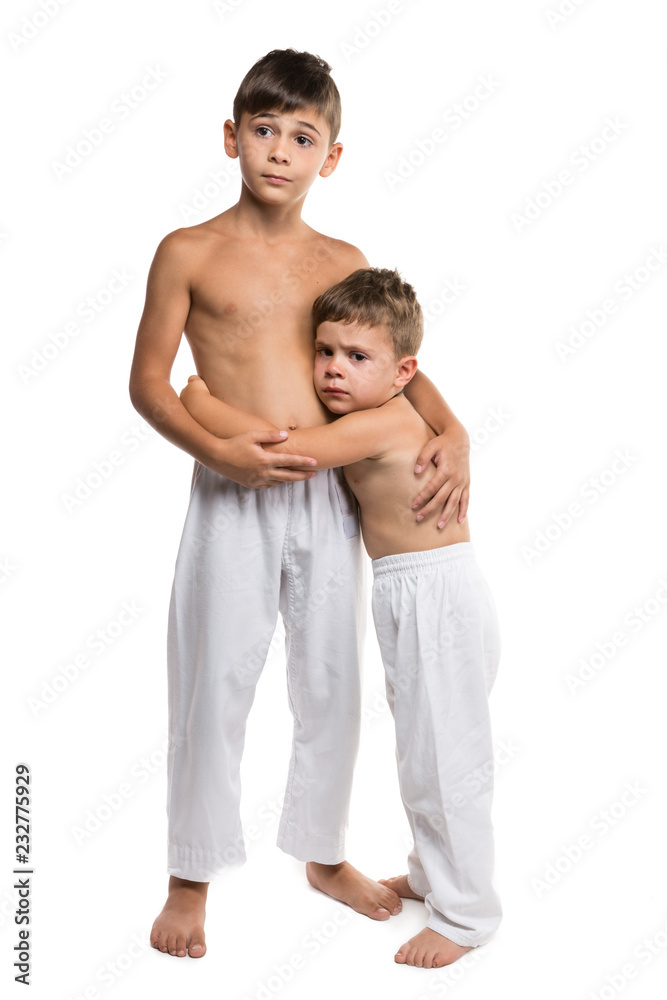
179;268;502;968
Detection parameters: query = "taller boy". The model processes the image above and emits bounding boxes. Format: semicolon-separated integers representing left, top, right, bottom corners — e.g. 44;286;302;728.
129;49;470;959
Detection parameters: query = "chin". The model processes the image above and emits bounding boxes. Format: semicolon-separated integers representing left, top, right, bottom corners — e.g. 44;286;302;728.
320;395;353;414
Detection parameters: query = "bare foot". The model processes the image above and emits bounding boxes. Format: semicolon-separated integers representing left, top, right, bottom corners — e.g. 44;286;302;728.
306;861;402;920
150;876;208;958
379;874;424;900
395;927;472;968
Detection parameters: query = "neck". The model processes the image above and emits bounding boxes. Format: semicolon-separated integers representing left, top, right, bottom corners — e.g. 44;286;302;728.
375;387;405;408
232;182;308;239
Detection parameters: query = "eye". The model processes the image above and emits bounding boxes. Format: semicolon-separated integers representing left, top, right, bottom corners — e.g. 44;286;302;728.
295;135;313;146
351;352;367;362
255;126;273;137
316;347;333;356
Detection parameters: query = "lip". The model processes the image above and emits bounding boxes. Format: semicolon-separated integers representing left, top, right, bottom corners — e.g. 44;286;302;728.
262;174;291;183
323;387;348;396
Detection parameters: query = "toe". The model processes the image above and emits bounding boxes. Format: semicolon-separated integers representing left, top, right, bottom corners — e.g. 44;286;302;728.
173;933;188;958
189;933;206;958
394;945;408;964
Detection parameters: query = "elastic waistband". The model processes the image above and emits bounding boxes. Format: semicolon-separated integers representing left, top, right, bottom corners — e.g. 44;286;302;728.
372;542;476;579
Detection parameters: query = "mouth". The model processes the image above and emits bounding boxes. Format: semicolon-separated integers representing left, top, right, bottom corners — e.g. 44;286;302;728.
262;174;291;184
323;387;348;397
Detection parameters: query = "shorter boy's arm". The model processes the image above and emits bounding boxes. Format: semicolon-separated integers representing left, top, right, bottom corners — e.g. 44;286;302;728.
403;370;471;527
179;376;280;436
180;376;389;469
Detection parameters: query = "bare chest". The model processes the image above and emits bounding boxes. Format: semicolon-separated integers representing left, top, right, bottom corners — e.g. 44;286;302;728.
188;240;339;336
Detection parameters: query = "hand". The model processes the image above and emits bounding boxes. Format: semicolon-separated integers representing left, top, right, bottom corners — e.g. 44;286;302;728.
411;428;471;527
209;430;318;489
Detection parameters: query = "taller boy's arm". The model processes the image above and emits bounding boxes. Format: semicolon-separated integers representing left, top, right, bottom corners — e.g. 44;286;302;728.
128;233;317;488
403;370;471;526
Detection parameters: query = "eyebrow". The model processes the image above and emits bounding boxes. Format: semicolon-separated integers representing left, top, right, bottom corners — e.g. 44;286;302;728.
250;112;321;136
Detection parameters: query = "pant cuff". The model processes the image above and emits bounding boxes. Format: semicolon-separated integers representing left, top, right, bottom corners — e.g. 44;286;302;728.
426;912;501;948
277;823;346;864
168;841;246;882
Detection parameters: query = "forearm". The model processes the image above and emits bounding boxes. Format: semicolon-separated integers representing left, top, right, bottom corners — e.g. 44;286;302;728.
130;374;232;471
180;387;278;438
404;370;468;442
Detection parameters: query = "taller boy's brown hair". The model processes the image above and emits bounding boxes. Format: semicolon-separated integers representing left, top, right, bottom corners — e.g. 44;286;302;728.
313;268;424;358
233;49;342;144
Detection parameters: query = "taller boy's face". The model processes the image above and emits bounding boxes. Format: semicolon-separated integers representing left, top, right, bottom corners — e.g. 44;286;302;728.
224;107;342;205
313;321;410;414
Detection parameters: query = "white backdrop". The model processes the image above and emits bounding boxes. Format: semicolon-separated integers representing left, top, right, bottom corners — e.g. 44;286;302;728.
3;1;667;997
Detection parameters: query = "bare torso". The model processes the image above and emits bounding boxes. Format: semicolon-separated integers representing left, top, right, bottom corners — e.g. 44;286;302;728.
343;396;471;560
179;209;361;428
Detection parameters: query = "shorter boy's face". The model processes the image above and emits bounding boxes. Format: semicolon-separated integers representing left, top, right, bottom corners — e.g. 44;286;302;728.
224;106;342;205
314;321;414;414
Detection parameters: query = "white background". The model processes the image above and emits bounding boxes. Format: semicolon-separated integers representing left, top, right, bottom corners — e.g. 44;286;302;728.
3;0;667;997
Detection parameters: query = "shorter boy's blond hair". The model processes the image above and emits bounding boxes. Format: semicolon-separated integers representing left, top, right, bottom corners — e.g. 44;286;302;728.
312;268;423;358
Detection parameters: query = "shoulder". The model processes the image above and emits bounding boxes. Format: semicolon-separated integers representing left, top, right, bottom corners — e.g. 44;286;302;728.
156;217;226;256
308;231;370;273
152;219;225;277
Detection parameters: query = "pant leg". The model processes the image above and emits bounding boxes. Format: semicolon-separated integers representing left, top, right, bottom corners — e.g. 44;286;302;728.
166;462;287;881
276;468;366;863
371;543;502;947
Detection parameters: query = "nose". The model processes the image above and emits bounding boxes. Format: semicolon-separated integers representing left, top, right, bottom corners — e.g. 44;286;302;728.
325;355;343;377
269;136;290;165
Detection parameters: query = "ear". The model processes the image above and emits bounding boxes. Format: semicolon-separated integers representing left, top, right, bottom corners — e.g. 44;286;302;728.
395;356;418;387
223;119;239;159
319;142;343;178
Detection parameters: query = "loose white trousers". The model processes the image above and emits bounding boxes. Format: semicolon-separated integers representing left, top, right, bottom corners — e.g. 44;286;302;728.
371;543;502;947
166;463;365;881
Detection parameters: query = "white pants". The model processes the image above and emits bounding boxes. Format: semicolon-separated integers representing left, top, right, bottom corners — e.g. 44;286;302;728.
166;462;365;881
371;542;502;947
